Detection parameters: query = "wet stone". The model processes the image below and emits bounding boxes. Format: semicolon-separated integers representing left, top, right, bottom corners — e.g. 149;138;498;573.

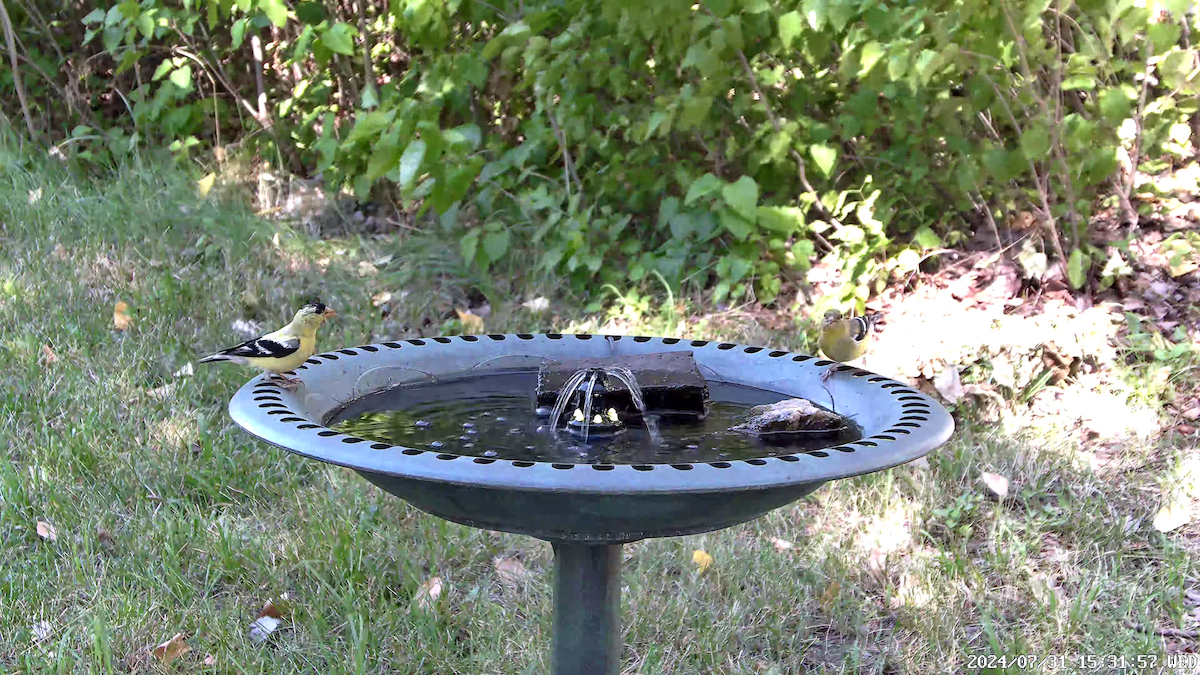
415;420;431;428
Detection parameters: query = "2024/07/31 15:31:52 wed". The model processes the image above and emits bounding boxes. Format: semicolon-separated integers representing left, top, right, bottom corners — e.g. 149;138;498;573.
967;653;1199;670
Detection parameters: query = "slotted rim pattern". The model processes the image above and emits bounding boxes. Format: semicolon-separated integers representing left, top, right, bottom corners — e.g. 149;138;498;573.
228;334;953;494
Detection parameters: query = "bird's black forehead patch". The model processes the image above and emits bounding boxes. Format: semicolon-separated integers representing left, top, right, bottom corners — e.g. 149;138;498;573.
303;302;326;314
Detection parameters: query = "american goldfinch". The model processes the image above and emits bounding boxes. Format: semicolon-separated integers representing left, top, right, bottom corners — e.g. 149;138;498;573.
199;302;336;389
817;309;880;383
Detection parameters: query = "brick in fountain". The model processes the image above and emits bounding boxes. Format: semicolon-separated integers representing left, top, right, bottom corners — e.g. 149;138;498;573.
536;351;709;417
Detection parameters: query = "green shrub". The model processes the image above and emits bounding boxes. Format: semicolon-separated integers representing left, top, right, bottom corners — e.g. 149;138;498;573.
2;0;1196;307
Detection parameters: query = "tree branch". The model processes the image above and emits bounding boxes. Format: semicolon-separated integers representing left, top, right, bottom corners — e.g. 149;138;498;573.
0;0;37;139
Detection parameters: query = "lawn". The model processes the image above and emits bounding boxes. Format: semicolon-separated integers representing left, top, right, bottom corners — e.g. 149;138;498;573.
2;152;1198;674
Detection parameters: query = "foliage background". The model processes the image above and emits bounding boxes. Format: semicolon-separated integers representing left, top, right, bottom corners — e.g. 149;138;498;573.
1;0;1197;308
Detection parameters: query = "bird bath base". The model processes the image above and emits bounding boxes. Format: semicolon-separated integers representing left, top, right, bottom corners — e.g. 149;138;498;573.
228;334;953;673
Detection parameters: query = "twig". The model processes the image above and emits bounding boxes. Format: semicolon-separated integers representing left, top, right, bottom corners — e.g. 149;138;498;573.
543;95;583;202
356;0;377;107
1121;45;1155;228
250;34;269;122
0;0;36;139
1123;620;1199;640
731;44;835;252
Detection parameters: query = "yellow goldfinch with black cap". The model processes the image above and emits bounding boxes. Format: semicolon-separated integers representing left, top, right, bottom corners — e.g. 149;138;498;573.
199;302;335;389
818;309;880;383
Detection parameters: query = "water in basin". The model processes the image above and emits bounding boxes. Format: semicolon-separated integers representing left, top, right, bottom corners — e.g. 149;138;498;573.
331;370;860;465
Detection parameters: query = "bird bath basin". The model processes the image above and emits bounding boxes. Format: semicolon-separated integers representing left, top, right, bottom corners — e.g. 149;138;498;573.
228;334;954;673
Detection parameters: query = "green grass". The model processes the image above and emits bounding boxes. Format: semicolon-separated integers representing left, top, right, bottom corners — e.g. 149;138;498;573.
1;149;1196;674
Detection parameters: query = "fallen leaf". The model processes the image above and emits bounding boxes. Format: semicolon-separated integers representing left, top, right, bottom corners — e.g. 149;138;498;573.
249;616;280;644
413;576;443;611
357;260;378;277
1028;573;1061;608
523;297;550;312
456;308;484;334
692;549;713;573
865;547;887;586
257;593;292;619
153;633;191;664
41;344;58;364
980;472;1010;498
32;620;53;642
146;383;178;401
28;188;42;204
173;362;194;378
112;302;132;331
1182;405;1200;421
52;244;68;261
493;556;532;592
197;172;216;197
203;654;216;666
272;232;281;248
769;537;793;551
230;319;262;337
1153;501;1191;532
36;520;56;541
371;291;392;307
932;366;964;404
97;528;114;548
819;581;841;607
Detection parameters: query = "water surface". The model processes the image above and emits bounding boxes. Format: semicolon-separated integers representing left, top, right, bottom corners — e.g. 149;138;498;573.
332;370;859;465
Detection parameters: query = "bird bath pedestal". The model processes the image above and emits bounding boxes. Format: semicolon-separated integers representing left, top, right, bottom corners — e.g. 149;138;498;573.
228;334;953;674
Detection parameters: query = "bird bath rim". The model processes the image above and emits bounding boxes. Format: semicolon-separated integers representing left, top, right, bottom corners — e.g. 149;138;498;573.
227;333;953;495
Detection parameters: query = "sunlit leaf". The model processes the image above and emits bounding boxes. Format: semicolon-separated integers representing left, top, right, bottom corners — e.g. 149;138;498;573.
152;633;191;664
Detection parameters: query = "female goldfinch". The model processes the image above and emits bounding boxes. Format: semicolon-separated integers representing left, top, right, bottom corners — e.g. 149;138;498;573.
199;302;335;389
817;309;880;383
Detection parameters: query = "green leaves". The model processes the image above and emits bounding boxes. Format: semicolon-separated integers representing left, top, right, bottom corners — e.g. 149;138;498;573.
259;0;289;27
778;11;804;49
685;174;722;205
1067;248;1088;289
721;176;759;221
320;22;357;56
397;140;427;189
809;144;837;178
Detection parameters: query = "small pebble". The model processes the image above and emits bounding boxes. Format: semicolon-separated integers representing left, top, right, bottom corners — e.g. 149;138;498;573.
536;426;546;434
463;443;475;449
495;416;506;423
482;412;491;417
536;407;552;417
483;450;498;458
467;429;478;435
460;435;472;442
462;422;475;429
526;445;536;451
415;420;431;428
430;441;444;448
686;444;699;450
508;428;522;435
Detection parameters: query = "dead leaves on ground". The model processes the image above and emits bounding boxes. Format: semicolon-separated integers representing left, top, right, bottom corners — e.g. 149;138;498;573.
412;576;444;612
250;594;292;644
153;633;191;665
41;344;58;365
112;301;132;331
36;520;57;542
455;307;484;334
979;472;1010;499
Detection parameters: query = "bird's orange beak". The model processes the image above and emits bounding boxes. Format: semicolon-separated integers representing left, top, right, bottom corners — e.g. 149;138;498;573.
323;308;336;318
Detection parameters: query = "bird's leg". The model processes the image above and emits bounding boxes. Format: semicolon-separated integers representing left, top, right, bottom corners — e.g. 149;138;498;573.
270;373;303;391
820;364;838;384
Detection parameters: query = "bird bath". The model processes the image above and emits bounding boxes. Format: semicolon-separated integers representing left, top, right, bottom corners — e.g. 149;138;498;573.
227;334;954;673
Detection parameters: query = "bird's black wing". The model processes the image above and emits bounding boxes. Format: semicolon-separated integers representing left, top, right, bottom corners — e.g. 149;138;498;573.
849;317;872;342
220;336;301;359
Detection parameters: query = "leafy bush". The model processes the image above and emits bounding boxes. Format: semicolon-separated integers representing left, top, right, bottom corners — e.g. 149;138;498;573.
2;0;1196;307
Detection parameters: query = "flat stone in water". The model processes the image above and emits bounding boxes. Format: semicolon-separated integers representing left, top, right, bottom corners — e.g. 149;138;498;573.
415;420;431;428
430;441;443;448
483;450;498;457
463;422;475;429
